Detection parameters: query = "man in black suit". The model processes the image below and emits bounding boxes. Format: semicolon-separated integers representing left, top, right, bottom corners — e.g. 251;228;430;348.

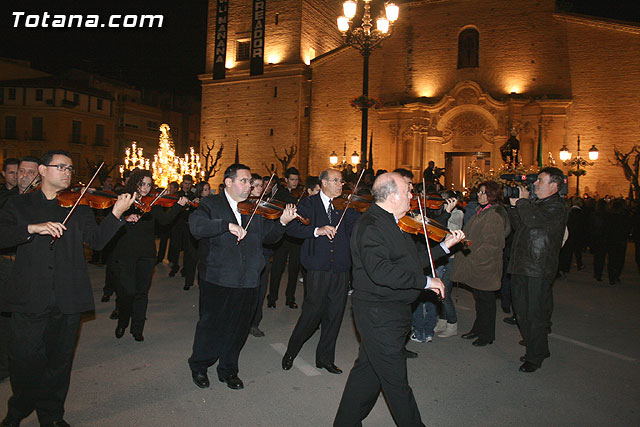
188;164;296;390
281;169;359;374
267;167;302;309
0;150;134;427
334;172;464;427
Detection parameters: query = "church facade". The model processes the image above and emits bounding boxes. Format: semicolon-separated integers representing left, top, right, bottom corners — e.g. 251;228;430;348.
201;0;640;196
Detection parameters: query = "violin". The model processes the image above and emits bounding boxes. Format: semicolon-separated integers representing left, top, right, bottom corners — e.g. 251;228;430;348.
56;187;144;211
290;187;306;200
237;196;310;225
398;214;471;247
332;191;373;213
410;193;467;211
140;193;198;209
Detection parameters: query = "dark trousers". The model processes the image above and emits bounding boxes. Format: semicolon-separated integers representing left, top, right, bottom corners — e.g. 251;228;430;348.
267;239;301;304
470;289;496;341
0;256;13;380
0;314;9;381
102;262;117;297
188;281;257;380
559;238;584;272
6;307;81;425
183;234;198;288
113;257;155;335
168;223;186;266
286;270;348;365
251;253;271;328
156;224;172;262
511;274;553;367
334;302;424;427
594;242;626;282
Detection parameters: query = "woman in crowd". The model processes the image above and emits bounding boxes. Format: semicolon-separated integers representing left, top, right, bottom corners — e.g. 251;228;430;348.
451;181;510;347
112;169;187;341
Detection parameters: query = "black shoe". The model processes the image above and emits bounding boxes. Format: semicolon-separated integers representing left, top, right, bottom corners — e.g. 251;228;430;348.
404;349;418;359
0;416;21;427
109;309;119;320
101;294;110;302
249;327;265;337
594;275;602;282
132;333;144;342
461;332;478;340
183;284;191;290
521;352;551;362
503;316;517;325
169;265;179;277
192;370;210;388
41;421;71;427
472;338;493;347
180;268;186;277
282;353;294;370
577;264;585;271
220;374;244;390
316;363;342;374
519;361;539;373
287;301;298;309
267;301;276;309
115;326;126;339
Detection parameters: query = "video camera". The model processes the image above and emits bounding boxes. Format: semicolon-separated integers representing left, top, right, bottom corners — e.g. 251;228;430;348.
501;173;568;199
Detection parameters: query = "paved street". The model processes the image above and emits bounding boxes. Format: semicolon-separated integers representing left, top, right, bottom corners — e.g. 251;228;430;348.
1;247;639;426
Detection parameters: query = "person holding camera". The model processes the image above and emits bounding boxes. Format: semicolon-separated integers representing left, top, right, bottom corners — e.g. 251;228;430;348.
507;167;568;373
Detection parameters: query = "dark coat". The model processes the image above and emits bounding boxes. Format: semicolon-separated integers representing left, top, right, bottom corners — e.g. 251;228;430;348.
286;192;359;273
451;204;510;291
189;193;286;288
507;193;568;281
350;203;446;305
0;190;124;314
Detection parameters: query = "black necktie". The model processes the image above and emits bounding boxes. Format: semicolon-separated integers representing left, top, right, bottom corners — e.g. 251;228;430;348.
327;200;333;225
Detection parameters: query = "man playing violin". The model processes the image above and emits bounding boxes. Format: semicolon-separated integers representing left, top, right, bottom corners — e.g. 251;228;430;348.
282;168;360;375
188;164;296;391
0;150;135;427
334;172;464;427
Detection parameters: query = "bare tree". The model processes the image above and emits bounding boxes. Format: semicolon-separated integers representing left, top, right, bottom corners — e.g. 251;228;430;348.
273;144;297;172
262;162;277;176
202;139;224;182
613;144;640;200
85;159;115;185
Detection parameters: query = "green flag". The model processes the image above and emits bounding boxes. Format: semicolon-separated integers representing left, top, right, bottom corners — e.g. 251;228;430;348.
537;124;544;168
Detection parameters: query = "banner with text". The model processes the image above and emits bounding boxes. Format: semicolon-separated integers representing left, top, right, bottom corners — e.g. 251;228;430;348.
250;0;265;76
213;0;229;80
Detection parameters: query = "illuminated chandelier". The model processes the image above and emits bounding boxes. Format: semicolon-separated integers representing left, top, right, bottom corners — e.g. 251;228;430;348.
119;141;150;176
151;124;203;188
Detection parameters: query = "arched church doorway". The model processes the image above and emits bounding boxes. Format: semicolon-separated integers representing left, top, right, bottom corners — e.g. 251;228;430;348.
444;151;491;192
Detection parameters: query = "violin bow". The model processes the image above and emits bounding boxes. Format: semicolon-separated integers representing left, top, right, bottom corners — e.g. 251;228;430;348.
334;169;365;232
22;174;41;194
416;197;438;282
242;172;275;237
137;187;168;218
50;162;104;246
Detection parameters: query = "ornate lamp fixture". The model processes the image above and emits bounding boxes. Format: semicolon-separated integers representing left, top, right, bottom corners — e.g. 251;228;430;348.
560;135;598;196
120;141;150;176
337;1;399;169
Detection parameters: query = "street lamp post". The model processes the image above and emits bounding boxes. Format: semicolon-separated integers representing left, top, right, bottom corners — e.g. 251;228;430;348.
559;135;599;196
337;1;399;171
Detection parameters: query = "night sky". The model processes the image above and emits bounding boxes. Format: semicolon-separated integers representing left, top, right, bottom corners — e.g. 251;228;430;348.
0;1;638;97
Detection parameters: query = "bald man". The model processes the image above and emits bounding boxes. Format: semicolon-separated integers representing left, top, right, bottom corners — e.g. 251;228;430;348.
334;172;464;427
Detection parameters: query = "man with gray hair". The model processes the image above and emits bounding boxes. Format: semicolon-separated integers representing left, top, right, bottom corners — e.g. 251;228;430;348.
334;172;464;427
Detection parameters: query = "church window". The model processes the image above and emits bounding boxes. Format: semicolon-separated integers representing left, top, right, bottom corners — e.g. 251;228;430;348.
458;28;479;69
236;40;250;61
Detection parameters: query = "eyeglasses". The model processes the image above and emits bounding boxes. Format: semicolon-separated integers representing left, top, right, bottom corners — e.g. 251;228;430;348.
44;164;74;173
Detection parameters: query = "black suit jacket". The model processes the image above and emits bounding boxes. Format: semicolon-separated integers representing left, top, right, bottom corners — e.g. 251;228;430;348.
350;203;446;305
189;192;286;288
286;192;359;273
0;190;124;314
